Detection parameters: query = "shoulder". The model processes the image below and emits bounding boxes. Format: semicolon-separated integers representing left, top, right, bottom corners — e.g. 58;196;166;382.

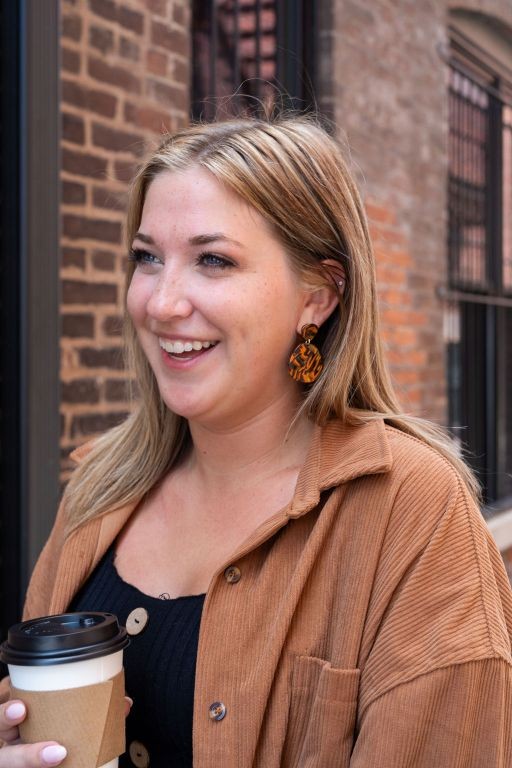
69;438;97;465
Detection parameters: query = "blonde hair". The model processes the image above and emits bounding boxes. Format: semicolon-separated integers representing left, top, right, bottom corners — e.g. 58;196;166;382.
65;115;479;528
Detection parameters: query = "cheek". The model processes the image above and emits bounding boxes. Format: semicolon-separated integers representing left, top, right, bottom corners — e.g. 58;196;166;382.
126;275;148;324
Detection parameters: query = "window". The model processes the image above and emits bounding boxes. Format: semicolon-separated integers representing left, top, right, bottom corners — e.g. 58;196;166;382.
446;31;512;508
191;0;316;120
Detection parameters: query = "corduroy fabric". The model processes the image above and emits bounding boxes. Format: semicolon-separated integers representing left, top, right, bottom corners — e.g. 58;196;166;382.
2;419;511;767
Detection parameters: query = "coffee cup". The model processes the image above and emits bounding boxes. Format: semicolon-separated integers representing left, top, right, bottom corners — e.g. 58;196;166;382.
0;612;129;768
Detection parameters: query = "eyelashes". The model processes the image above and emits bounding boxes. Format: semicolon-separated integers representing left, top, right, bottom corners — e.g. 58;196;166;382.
128;248;160;265
128;248;235;271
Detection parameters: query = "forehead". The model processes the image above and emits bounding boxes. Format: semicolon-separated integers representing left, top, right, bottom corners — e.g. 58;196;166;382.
140;167;265;235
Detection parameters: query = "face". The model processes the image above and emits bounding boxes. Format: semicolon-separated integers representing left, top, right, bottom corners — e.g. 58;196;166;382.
127;166;314;429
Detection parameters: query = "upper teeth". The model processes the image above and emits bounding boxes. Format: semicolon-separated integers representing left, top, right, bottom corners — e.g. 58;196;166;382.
159;338;216;354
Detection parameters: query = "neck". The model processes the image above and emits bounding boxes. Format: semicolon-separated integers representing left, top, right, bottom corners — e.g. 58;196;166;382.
185;394;314;489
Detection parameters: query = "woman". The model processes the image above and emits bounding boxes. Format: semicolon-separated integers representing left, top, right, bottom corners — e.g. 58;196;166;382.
1;115;511;767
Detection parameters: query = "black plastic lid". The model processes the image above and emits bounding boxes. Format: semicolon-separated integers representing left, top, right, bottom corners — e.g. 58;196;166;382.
0;612;129;666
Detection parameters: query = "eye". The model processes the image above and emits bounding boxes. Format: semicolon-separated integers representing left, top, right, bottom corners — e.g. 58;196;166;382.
128;248;162;271
196;252;234;270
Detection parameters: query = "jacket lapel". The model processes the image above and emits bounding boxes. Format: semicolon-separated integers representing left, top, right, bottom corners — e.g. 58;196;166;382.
48;499;140;614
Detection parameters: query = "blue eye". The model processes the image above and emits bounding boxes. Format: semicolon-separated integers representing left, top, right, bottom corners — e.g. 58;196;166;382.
197;252;233;269
128;249;161;267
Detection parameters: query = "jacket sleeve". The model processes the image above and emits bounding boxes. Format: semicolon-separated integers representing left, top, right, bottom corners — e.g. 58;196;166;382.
350;460;512;767
350;657;511;766
0;494;70;706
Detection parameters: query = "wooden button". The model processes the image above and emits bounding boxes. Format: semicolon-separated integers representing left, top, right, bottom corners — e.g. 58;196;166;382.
224;566;241;584
129;740;150;768
126;607;149;636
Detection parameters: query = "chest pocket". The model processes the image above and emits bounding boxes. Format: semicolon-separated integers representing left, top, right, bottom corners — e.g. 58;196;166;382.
282;655;360;768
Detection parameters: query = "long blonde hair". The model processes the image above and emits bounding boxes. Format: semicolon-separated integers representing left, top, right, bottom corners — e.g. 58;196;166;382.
65;115;479;528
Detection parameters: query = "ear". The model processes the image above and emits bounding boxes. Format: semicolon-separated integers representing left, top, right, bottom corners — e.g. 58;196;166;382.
297;259;345;331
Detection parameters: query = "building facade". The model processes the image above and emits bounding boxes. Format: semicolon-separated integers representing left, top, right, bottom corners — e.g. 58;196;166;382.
1;0;511;632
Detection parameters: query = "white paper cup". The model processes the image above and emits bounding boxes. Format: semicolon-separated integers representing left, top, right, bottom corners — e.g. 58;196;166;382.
1;613;129;768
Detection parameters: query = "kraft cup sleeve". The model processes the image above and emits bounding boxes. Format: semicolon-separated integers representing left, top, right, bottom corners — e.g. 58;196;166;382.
10;669;126;768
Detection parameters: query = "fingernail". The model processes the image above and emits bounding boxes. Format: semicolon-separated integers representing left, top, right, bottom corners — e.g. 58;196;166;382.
6;701;25;720
41;745;67;765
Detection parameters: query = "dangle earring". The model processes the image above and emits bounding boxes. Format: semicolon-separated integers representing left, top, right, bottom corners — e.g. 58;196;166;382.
288;324;323;384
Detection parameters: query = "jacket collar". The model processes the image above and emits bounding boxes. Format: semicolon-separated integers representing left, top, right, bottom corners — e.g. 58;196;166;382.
288;418;393;518
61;418;393;591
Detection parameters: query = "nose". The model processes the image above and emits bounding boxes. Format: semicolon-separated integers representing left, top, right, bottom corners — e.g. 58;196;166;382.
146;269;193;322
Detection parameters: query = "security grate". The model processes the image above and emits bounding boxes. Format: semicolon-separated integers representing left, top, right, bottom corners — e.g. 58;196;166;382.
447;52;512;507
191;0;316;119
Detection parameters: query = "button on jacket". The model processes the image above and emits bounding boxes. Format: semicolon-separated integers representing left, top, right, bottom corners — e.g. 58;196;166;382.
2;419;511;766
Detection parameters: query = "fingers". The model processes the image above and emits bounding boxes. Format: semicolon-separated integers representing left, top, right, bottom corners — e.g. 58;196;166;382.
124;696;133;717
0;741;67;767
0;700;26;742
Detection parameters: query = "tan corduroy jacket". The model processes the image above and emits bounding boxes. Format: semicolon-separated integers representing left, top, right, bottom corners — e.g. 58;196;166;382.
2;419;512;766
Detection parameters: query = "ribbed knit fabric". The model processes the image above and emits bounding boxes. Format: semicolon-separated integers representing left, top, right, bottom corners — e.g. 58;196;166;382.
70;547;205;768
3;419;512;767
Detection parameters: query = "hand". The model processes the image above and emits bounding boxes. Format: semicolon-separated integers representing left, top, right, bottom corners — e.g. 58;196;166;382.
0;699;67;766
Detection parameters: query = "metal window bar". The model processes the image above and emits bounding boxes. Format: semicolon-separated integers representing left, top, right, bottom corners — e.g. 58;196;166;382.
191;0;315;120
446;54;512;508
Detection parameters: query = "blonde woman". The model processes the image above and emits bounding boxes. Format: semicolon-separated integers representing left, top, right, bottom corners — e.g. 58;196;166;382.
1;116;511;768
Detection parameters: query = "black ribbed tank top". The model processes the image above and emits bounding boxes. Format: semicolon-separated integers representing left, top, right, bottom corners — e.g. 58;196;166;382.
70;546;205;768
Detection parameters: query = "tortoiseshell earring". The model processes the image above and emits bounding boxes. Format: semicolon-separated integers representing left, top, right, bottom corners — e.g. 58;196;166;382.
288;324;323;384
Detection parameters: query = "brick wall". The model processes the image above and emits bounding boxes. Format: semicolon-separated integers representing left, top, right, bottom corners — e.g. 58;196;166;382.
60;0;190;479
320;0;449;422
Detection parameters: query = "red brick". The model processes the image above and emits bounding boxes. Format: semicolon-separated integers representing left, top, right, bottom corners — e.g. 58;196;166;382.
103;315;124;336
147;0;168;15
114;159;137;183
105;379;129;401
62;313;94;338
173;3;186;26
62;13;82;41
92;185;126;211
62;378;100;404
71;411;129;438
89;24;114;54
88;56;141;94
62;180;86;205
365;202;396;226
173;57;188;84
92;249;116;271
118;7;144;34
63;214;121;244
151;21;188;57
120;36;140;61
62;279;118;304
62;148;107;179
62;112;85;144
92;122;144;155
62;246;86;269
88;0;117;24
62;47;81;74
146;49;167;76
79;347;125;369
147;79;187;110
62;80;117;118
124;102;171;133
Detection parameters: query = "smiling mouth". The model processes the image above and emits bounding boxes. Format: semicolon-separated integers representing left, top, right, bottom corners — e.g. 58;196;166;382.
158;338;219;360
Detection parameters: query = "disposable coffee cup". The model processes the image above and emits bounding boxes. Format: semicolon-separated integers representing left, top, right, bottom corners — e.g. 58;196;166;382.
0;612;129;768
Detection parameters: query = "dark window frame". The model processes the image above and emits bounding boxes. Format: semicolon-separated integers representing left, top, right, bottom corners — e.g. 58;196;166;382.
445;27;512;511
0;0;60;635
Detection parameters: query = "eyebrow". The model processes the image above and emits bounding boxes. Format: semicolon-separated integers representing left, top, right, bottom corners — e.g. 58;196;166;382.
133;231;245;248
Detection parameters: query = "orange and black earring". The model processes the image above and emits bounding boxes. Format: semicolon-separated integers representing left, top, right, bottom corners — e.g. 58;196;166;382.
288;324;323;384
